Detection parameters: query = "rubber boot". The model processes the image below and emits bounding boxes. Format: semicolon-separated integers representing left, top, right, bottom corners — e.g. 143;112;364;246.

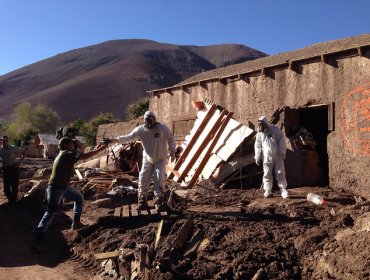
154;193;166;211
137;193;149;211
71;214;85;230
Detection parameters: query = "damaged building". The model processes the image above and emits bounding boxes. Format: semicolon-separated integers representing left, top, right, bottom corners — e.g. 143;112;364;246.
142;34;370;199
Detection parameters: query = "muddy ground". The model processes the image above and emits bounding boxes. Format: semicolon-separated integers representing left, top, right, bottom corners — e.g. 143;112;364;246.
0;158;369;280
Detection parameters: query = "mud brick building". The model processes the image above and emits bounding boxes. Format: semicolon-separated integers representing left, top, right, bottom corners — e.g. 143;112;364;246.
148;34;370;199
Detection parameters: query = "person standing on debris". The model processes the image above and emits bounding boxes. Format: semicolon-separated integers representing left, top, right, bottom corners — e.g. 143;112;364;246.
254;116;289;199
34;137;108;240
113;111;176;211
0;135;27;207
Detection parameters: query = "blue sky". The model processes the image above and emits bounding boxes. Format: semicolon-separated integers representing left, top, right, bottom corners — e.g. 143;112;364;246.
1;0;369;75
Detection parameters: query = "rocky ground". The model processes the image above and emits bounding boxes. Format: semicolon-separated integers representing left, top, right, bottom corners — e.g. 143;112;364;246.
0;158;369;280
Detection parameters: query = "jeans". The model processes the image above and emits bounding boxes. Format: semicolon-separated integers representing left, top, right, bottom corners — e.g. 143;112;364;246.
2;164;19;205
37;185;84;233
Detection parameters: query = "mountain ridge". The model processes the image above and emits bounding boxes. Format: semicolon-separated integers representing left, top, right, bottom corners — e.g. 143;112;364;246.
0;39;266;121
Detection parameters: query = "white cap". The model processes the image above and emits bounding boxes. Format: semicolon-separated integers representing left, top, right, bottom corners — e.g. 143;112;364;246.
144;111;156;118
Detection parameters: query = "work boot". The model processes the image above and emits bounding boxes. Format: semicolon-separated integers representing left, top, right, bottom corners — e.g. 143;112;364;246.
71;214;85;230
280;189;289;199
154;194;166;211
137;200;149;211
263;190;273;198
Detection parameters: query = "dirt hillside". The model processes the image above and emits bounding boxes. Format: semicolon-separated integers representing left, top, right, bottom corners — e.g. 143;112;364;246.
0;40;266;122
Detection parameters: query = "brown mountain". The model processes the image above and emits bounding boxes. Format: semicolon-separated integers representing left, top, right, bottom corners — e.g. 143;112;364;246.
0;39;266;122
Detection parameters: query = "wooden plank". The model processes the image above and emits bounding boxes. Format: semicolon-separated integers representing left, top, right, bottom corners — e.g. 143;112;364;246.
74;169;83;180
130;204;138;217
213;153;255;184
113;207;122;217
149;207;158;215
184;229;204;257
172;218;194;250
122;205;130;217
87;178;113;185
94;250;119;260
176;109;228;183
155;220;164;249
167;104;217;180
147;200;158;215
201;119;255;180
187;112;233;188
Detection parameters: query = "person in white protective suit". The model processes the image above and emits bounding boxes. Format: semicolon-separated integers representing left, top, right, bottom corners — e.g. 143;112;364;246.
115;111;176;210
254;116;289;199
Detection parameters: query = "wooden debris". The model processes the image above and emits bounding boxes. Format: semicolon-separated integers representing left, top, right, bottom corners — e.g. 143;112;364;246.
184;229;204;257
114;207;122;217
197;238;210;253
173;218;194;250
212;153;255;184
74;169;83;180
155;220;164;249
94;250;120;260
130;260;140;280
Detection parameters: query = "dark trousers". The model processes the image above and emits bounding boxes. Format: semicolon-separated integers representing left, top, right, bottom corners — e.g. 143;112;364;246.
3;164;20;205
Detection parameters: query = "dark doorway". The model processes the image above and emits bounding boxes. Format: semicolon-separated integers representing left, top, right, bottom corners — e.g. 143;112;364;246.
284;105;330;186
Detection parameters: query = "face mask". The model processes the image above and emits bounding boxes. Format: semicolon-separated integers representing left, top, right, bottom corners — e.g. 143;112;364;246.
145;117;156;129
258;122;268;132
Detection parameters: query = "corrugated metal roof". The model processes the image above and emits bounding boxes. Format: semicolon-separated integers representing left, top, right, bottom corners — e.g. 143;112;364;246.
38;134;84;145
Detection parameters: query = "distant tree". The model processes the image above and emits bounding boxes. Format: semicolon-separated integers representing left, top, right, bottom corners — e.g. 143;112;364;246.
126;98;149;120
32;104;61;133
69;118;86;135
80;113;118;146
6;102;61;144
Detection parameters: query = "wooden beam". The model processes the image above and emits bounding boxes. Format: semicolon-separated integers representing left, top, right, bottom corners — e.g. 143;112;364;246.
187;111;233;188
172;218;194;250
155;220;164;249
176;109;228;183
94;250;119;260
167;104;217;180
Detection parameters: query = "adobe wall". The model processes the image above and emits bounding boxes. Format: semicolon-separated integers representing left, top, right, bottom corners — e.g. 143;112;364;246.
150;50;370;198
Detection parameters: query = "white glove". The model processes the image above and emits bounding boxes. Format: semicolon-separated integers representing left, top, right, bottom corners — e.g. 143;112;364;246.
255;158;261;166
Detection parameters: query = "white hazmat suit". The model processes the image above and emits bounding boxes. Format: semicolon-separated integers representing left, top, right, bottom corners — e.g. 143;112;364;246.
254;116;289;198
117;111;176;204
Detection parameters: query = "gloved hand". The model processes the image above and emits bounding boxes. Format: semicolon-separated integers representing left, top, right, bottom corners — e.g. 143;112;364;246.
101;138;112;145
280;153;286;160
255;158;261;166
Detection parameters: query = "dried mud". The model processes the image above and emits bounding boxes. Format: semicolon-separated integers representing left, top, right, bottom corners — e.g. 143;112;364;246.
0;158;369;280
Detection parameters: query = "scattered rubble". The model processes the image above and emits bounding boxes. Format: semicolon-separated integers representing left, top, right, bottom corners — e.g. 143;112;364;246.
1;101;369;279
